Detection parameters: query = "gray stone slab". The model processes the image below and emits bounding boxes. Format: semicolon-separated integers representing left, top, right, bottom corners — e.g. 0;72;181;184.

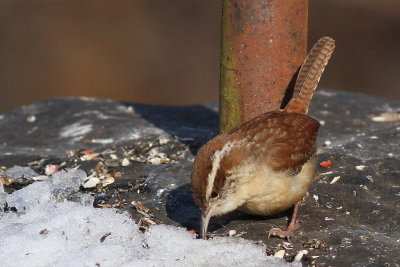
0;89;399;266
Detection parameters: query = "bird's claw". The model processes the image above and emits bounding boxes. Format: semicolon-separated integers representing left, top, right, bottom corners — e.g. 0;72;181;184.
268;227;294;240
268;220;300;240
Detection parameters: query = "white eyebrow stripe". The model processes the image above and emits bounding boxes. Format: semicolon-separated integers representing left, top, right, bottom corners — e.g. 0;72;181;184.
205;140;241;200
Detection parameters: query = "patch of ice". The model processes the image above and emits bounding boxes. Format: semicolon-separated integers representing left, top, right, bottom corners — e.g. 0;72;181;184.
90;138;114;144
6;181;54;211
117;105;134;114
51;169;86;190
73;110;112;120
130;131;141;139
79;96;96;101
316;90;337;97
60;122;93;139
0;169;296;267
5;169;86;211
156;188;165;197
4;166;38;179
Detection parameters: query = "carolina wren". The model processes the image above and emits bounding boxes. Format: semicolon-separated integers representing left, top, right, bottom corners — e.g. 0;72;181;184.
191;37;335;239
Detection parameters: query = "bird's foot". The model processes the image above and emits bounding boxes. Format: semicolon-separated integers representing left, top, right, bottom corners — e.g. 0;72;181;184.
268;220;300;240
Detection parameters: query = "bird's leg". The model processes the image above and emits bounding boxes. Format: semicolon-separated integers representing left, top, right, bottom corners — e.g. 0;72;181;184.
268;199;303;240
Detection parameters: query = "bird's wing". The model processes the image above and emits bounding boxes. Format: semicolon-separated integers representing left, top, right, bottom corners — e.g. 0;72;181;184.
233;111;320;174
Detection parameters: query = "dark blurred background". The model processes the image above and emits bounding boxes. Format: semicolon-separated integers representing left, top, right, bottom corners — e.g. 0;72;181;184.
1;0;400;114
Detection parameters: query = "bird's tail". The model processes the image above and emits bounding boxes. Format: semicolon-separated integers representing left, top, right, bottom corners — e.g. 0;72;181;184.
284;36;335;114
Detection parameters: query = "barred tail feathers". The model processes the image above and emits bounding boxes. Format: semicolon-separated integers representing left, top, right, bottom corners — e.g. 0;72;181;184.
285;37;335;114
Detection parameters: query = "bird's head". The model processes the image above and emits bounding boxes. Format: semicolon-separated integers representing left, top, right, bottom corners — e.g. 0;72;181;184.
191;135;246;239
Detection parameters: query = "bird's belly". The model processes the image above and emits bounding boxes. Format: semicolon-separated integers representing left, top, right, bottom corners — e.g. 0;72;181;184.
238;188;305;216
235;157;316;216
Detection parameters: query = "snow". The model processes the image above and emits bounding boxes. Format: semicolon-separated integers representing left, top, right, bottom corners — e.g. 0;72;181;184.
0;182;5;208
0;169;296;267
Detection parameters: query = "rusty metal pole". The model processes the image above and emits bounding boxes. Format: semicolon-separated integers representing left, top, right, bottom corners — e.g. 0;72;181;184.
219;0;308;133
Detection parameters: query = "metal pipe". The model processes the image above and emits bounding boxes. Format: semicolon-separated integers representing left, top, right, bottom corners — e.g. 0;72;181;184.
219;0;308;133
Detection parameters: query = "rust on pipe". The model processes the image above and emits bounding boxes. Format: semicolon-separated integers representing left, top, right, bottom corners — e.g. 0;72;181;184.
219;0;308;133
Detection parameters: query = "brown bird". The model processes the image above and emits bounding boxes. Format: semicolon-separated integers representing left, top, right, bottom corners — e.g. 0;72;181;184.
191;37;335;240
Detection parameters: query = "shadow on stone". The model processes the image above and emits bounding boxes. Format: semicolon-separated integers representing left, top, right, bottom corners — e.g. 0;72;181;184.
166;183;199;230
165;183;232;233
166;183;292;235
126;103;219;155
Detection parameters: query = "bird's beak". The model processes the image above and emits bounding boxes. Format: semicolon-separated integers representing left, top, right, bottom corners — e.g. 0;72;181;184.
201;205;215;240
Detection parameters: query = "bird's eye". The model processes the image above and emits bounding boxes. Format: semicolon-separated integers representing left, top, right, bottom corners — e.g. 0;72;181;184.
211;191;219;198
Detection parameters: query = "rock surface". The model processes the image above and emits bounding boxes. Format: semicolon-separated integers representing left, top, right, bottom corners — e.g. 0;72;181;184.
0;90;399;266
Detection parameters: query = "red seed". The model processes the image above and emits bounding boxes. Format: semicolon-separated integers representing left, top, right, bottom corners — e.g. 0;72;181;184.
320;160;332;168
81;150;94;155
